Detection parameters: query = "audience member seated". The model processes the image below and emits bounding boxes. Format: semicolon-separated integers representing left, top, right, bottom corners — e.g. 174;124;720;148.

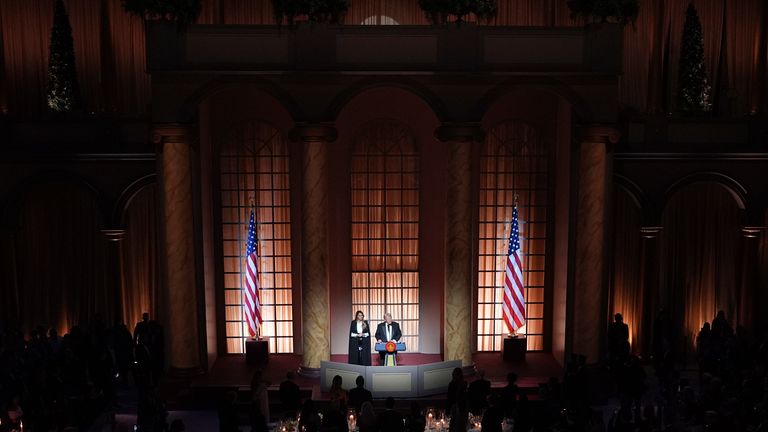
480;394;504;432
378;397;405;432
298;399;322;432
328;375;348;412
169;419;186;432
357;401;378;432
404;401;425;432
217;391;240;432
348;375;373;414
321;399;348;431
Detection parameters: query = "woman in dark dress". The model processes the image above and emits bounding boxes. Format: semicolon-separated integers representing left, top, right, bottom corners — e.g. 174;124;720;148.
348;310;372;365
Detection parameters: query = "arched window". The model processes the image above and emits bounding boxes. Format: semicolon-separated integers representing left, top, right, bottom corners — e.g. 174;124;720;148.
477;121;548;351
351;120;420;351
219;121;294;354
360;15;399;25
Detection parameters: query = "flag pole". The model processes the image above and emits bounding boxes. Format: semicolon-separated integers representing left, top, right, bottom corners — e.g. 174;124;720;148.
249;195;260;341
510;193;519;338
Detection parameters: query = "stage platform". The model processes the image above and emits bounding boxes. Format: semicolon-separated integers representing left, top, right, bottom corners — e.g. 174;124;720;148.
192;352;562;400
180;352;562;422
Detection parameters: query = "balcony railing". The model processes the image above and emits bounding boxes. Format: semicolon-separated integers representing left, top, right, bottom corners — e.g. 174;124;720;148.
146;22;622;74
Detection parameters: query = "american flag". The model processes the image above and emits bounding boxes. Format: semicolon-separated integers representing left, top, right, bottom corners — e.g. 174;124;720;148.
503;204;525;334
244;207;262;338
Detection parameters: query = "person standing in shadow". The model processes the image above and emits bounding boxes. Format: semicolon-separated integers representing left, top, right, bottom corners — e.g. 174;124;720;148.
279;371;301;415
467;369;491;415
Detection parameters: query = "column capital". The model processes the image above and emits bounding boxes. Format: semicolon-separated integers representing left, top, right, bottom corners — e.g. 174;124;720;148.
101;229;126;242
290;123;337;143
434;123;485;143
152;123;196;145
640;226;663;238
741;226;764;238
578;124;621;145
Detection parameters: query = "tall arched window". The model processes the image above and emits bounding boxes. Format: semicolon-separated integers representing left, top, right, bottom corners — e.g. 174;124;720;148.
351;120;420;351
477;121;548;351
219;121;293;354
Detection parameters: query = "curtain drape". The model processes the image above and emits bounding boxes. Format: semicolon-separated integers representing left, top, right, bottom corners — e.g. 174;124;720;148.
8;182;110;335
120;183;161;328
1;0;766;116
724;0;765;115
0;0;148;116
350;119;421;351
0;0;52;115
759;209;768;331
610;188;643;354
659;183;740;352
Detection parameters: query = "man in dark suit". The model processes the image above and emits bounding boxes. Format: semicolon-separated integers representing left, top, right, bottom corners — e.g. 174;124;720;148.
374;313;402;364
467;369;492;415
348;375;373;414
279;371;302;413
377;397;405;432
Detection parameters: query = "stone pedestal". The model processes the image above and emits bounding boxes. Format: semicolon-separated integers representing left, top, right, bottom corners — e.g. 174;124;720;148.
572;126;619;363
436;123;483;371
246;339;270;365
293;124;337;377
154;124;203;376
502;336;527;362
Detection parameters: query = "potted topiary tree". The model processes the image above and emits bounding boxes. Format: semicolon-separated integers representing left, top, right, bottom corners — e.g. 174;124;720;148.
677;3;712;114
418;0;498;25
122;0;202;27
567;0;639;25
47;0;82;113
271;0;350;27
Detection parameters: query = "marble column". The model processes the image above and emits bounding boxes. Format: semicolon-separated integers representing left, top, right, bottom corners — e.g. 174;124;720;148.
293;124;337;377
639;226;662;357
572;125;620;363
738;227;763;328
154;124;202;375
101;229;126;324
436;123;483;370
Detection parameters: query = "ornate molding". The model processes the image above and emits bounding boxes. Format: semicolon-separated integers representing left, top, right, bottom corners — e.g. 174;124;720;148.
101;229;126;242
579;124;621;145
290;123;337;143
741;226;764;238
640;226;663;239
152;123;195;145
434;123;485;143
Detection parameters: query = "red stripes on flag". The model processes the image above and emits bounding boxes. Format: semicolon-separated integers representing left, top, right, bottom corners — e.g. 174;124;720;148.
244;208;262;338
502;204;525;333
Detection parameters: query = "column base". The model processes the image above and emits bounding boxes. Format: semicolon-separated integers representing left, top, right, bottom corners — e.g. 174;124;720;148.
297;365;321;378
461;363;477;377
168;366;205;378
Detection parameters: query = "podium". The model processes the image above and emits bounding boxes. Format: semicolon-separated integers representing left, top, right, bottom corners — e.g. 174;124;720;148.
375;341;406;366
245;338;269;365
502;336;526;362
